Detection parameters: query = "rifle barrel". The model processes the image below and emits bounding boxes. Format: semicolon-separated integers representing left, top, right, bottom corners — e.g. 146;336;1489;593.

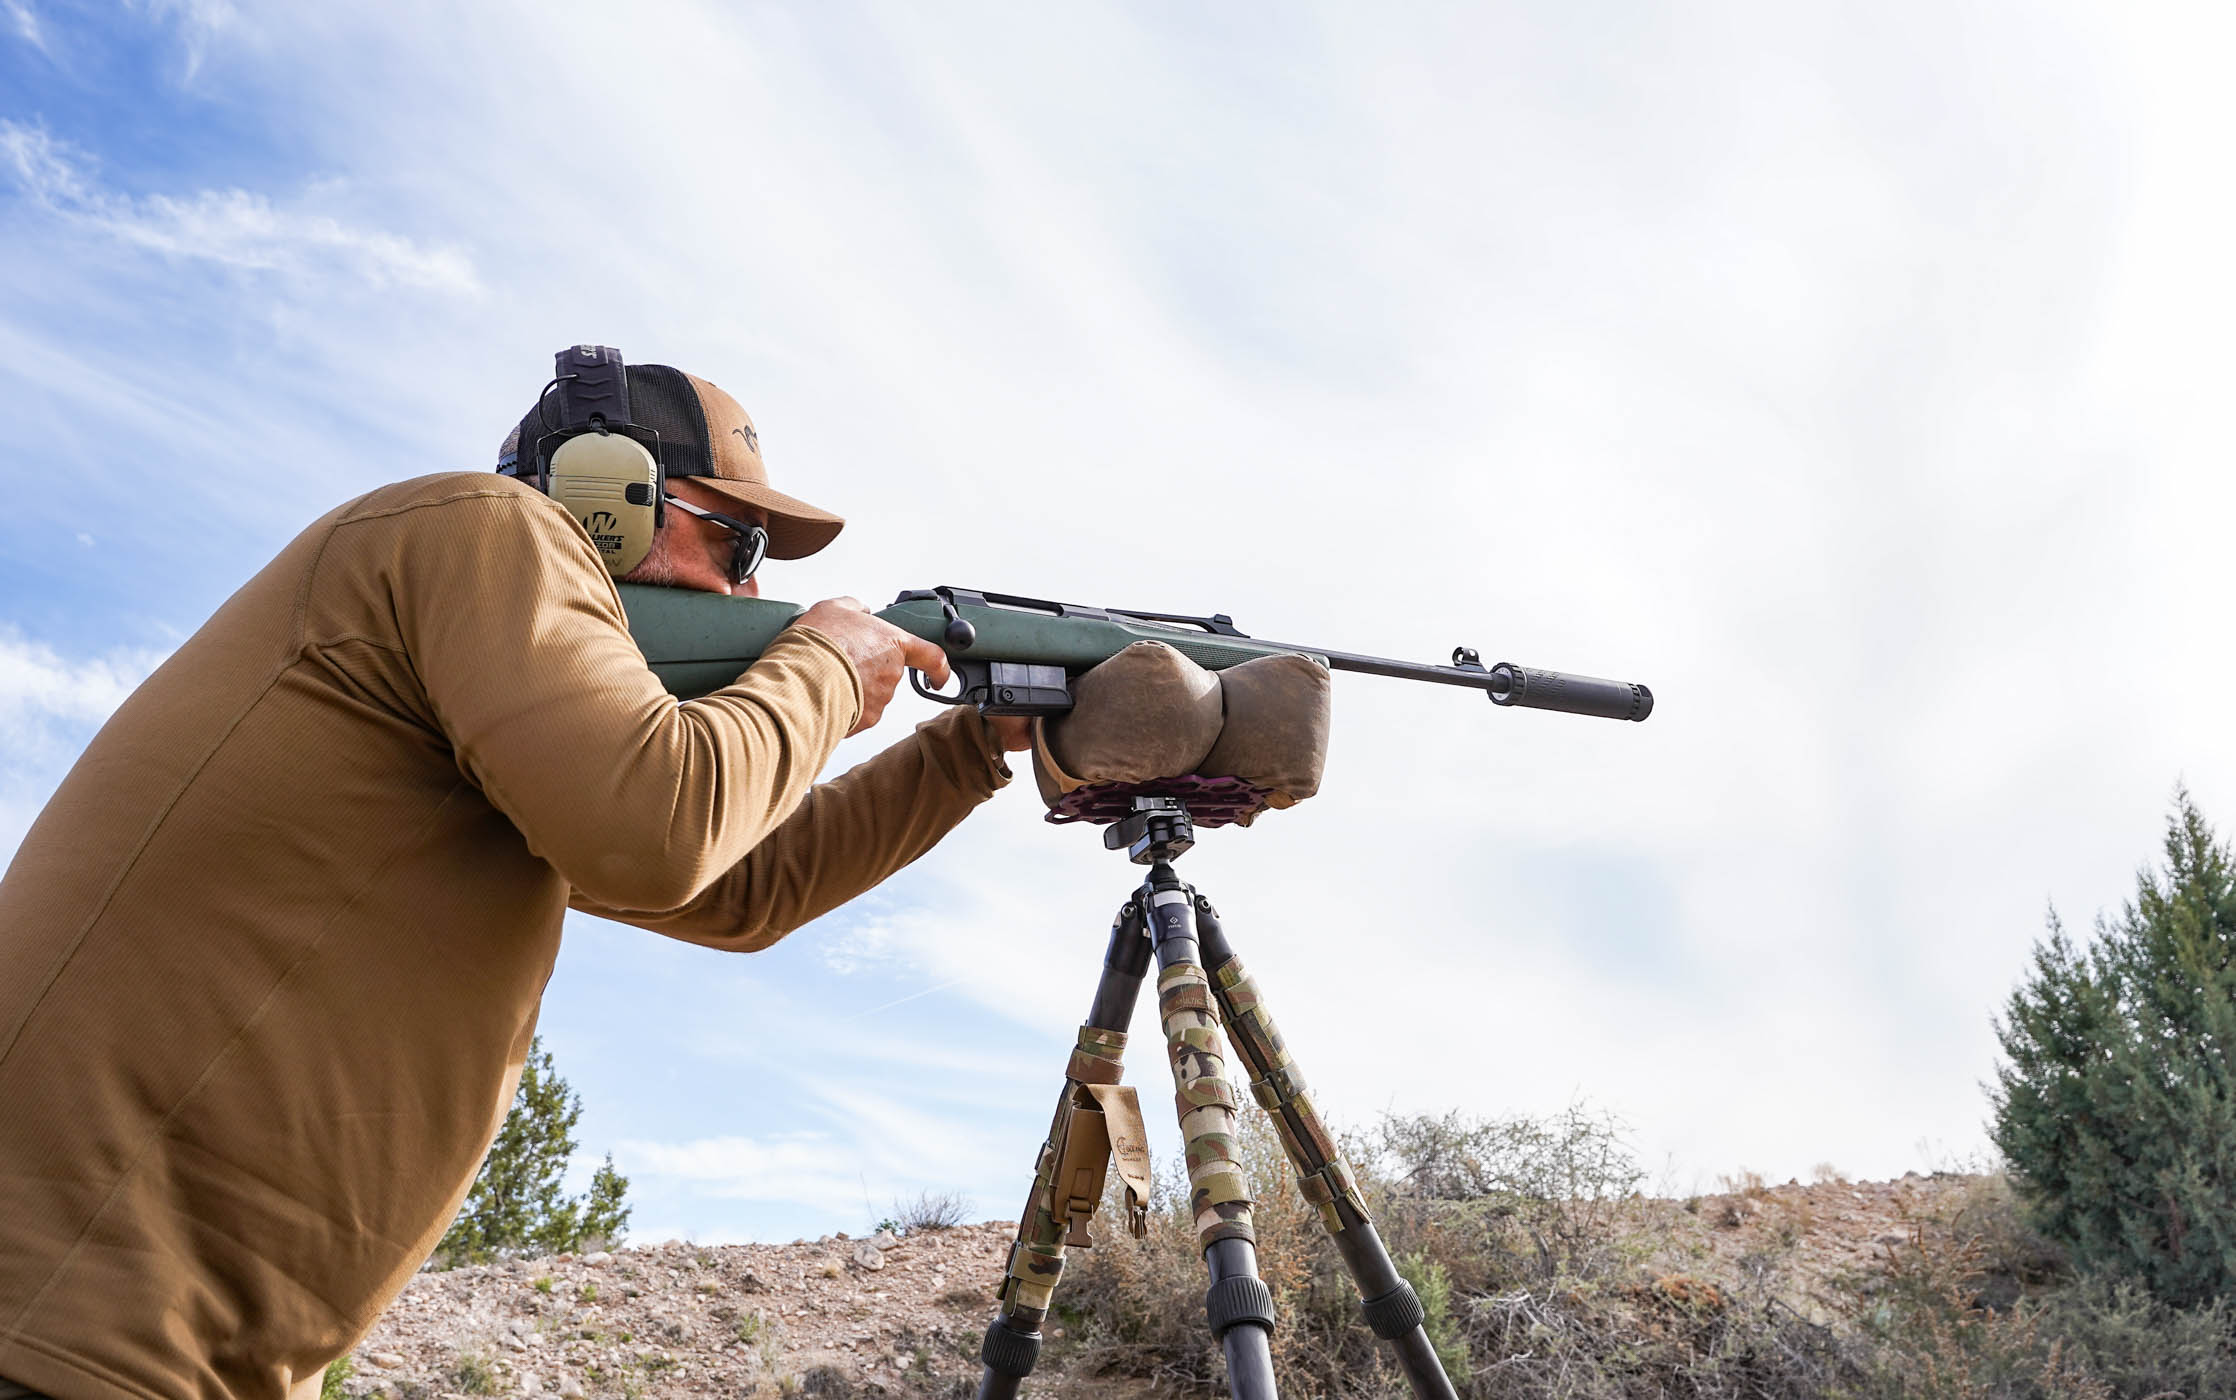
1299;645;1654;723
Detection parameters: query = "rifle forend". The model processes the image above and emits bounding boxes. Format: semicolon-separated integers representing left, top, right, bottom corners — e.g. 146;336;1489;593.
614;584;1653;723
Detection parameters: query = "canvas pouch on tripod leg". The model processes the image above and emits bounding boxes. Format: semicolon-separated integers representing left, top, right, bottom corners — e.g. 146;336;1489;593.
1195;653;1332;821
1032;641;1224;807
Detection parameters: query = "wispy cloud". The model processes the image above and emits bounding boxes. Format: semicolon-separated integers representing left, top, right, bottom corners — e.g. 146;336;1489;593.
616;1132;866;1214
617;1082;1015;1229
4;0;45;53
133;0;238;82
0;630;170;857
0;628;166;751
0;121;480;294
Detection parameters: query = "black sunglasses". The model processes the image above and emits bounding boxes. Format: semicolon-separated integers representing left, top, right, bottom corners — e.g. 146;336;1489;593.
662;492;771;587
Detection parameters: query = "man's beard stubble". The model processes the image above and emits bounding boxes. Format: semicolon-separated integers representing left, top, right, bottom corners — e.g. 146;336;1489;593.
618;532;681;588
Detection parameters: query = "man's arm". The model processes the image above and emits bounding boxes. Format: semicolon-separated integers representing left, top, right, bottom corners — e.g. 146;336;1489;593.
371;486;866;912
567;705;1011;946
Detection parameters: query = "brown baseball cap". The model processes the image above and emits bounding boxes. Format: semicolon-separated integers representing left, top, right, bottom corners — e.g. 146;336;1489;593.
498;362;844;559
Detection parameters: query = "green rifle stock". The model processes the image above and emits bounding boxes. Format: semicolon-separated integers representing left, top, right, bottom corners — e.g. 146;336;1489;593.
615;583;1654;723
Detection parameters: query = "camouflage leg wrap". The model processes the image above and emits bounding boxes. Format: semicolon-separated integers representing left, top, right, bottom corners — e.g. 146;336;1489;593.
1159;960;1257;1248
1215;955;1371;1231
997;1026;1131;1312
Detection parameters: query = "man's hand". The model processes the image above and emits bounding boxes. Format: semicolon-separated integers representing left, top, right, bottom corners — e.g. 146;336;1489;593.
793;598;948;736
986;715;1035;752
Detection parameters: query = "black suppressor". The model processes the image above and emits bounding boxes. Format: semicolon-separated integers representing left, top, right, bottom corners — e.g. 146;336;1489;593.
1487;664;1654;722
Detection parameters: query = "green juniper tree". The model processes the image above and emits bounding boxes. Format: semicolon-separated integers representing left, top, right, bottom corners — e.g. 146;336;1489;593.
437;1035;632;1265
1992;791;2236;1305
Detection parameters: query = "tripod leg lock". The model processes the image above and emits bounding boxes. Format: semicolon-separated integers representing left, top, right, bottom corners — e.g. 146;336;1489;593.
1205;1275;1277;1339
980;1318;1043;1378
1359;1280;1429;1340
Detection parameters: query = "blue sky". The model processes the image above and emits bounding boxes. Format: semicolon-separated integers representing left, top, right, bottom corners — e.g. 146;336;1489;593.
6;0;2236;1245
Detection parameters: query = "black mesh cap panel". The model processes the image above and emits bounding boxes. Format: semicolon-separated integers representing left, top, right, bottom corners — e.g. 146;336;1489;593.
620;365;715;478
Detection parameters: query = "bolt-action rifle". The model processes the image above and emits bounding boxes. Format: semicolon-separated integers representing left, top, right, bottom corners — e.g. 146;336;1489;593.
616;584;1653;722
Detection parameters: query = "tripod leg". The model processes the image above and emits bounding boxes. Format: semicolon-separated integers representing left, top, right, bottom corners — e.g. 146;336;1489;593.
976;898;1155;1400
1194;896;1460;1400
1144;865;1281;1400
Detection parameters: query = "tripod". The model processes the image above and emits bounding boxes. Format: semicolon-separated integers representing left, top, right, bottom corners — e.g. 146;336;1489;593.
974;797;1458;1400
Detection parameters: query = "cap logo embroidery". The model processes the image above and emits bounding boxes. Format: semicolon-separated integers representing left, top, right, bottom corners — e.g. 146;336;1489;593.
732;424;759;453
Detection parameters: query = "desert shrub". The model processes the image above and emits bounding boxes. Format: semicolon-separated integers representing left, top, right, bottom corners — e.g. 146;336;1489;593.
2029;1277;2236;1399
1458;1276;1853;1400
1397;1250;1470;1385
1940;1174;2072;1310
1992;793;2236;1306
1378;1103;1643;1206
436;1035;632;1265
894;1189;970;1233
449;1350;499;1396
319;1356;353;1400
1374;1103;1646;1289
1841;1223;2112;1400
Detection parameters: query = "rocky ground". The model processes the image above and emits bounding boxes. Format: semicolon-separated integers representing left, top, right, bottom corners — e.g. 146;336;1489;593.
340;1173;1981;1400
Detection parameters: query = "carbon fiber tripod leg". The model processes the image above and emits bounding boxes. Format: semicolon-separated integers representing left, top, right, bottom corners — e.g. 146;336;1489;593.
1144;861;1280;1400
975;898;1155;1400
1194;894;1460;1400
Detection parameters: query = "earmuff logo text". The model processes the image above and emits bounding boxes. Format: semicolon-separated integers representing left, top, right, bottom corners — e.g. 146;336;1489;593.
580;511;627;557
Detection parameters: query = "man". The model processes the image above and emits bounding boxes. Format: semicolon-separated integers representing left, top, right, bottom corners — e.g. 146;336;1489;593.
0;355;1029;1400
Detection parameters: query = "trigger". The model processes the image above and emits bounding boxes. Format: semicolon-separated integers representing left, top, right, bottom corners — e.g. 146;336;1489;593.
909;667;966;706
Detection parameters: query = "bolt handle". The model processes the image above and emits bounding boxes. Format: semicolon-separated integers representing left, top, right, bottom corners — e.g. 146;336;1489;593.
934;588;978;649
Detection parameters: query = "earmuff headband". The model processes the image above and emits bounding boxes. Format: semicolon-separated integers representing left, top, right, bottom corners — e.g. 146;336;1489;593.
552;345;632;434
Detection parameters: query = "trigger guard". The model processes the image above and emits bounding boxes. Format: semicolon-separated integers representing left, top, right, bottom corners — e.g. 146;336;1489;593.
909;667;966;706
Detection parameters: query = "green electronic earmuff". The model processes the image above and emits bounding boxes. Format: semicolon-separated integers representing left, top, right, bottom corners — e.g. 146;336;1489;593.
500;344;775;587
549;430;660;576
514;344;666;577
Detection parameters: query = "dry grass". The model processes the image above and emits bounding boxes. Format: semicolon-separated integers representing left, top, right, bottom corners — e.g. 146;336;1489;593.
1043;1111;2236;1400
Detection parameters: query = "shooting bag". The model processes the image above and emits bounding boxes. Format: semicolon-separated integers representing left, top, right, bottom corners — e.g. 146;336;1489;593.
1033;641;1331;826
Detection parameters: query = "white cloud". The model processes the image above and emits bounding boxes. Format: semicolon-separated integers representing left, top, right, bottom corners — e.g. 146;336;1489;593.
0;627;166;746
616;1132;865;1214
0;630;169;856
4;0;44;53
133;0;239;82
0;121;480;295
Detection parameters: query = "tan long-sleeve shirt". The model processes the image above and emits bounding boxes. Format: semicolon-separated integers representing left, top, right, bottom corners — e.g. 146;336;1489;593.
0;473;1009;1400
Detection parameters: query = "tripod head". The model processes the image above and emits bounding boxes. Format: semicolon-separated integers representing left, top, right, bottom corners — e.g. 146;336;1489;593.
1103;796;1196;864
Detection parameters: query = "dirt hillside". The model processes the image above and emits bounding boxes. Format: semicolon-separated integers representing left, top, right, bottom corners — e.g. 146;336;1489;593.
340;1173;1978;1399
